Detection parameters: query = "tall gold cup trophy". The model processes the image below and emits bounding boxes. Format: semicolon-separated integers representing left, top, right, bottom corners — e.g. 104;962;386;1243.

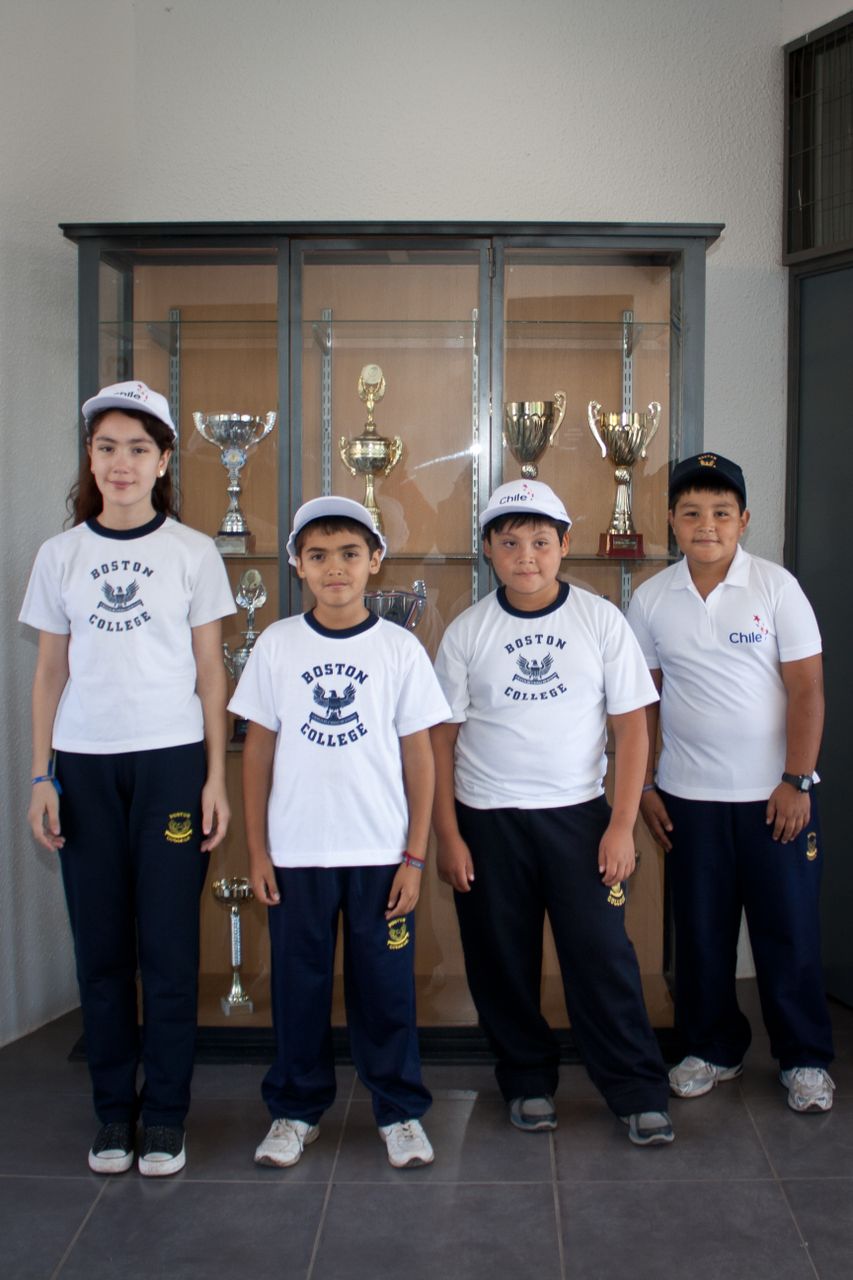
339;365;402;533
588;400;661;557
503;393;567;478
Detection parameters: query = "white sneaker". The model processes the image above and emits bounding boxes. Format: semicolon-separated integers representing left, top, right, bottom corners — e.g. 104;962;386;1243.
378;1118;434;1168
669;1056;743;1098
780;1067;835;1113
254;1118;320;1167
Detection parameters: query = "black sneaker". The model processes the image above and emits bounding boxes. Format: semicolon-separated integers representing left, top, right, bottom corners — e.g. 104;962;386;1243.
138;1125;186;1177
88;1121;135;1174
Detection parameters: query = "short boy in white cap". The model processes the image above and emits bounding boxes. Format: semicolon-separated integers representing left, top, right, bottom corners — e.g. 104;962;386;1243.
432;480;673;1145
229;496;449;1170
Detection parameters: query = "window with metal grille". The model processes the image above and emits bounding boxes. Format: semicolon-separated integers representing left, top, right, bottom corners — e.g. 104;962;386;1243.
786;11;853;260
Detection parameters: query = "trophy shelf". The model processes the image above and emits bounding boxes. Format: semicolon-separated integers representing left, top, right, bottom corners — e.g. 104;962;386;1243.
64;221;723;1041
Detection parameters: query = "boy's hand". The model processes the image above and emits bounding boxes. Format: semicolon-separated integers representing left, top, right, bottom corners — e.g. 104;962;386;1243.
766;783;811;843
28;781;64;852
598;822;636;886
385;863;423;919
436;834;475;893
639;789;673;852
249;852;281;906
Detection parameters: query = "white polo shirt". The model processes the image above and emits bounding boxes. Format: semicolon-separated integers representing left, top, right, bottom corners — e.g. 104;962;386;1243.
626;546;822;802
435;582;658;810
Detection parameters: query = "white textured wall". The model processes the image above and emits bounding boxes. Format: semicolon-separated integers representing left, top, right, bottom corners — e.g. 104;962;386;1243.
0;0;847;1043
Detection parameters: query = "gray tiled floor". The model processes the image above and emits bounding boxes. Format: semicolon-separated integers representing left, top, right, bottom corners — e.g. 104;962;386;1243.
0;982;850;1280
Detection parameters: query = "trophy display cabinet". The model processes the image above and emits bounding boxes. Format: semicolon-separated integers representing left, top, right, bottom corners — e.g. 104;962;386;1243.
62;221;722;1049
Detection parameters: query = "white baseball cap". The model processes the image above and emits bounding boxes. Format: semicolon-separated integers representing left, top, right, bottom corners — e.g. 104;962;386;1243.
82;381;178;440
479;480;572;531
286;496;388;566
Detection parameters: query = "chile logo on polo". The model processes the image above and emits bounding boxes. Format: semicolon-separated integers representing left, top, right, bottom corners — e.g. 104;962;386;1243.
387;917;410;950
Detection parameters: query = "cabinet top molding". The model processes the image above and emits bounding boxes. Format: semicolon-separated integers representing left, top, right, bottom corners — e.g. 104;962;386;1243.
60;220;724;246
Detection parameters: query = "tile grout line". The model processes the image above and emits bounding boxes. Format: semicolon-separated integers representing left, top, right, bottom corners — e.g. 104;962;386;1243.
304;1070;357;1280
49;1176;111;1280
549;1132;568;1280
740;1086;822;1280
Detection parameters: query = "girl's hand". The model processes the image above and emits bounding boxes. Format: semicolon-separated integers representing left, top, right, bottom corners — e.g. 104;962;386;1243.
28;781;64;852
200;777;230;852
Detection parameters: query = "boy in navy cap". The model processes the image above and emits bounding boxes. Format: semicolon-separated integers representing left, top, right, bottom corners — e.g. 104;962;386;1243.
628;453;834;1112
432;480;673;1146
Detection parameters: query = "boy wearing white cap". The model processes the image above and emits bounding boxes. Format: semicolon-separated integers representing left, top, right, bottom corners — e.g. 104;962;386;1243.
229;497;449;1170
432;480;673;1145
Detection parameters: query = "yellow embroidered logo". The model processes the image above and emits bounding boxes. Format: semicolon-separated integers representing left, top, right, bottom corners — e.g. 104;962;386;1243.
698;453;718;467
386;916;410;950
806;831;818;862
607;882;626;907
165;812;193;844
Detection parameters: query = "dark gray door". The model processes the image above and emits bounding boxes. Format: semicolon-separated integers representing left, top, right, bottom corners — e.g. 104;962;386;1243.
789;261;853;1005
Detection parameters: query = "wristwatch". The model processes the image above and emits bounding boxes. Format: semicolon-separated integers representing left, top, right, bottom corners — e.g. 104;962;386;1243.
781;772;813;792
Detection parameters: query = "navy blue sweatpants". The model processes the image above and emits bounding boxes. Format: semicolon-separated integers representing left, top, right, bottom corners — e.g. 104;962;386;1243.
56;744;209;1128
661;790;834;1070
262;865;431;1127
454;797;670;1116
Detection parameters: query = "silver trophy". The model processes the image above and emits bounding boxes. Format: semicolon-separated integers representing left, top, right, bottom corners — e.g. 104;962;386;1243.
211;877;255;1015
193;412;277;554
223;569;267;744
364;579;427;630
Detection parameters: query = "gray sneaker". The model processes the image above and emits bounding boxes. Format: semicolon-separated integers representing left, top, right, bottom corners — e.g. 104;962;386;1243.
780;1067;835;1113
669;1055;743;1098
621;1111;674;1146
509;1096;557;1132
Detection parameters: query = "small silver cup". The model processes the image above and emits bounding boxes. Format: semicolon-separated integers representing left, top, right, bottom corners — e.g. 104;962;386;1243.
364;579;427;630
193;412;277;554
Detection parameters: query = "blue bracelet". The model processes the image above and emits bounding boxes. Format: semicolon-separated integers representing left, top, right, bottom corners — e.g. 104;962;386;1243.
32;773;62;795
402;853;425;871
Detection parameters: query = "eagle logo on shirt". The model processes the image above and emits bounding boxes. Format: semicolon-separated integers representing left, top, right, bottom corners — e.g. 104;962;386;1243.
97;580;143;614
309;682;359;726
513;653;558;686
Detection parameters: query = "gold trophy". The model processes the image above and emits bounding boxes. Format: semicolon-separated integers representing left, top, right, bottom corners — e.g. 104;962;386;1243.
588;400;661;557
211;877;255;1015
503;393;567;478
339;365;402;533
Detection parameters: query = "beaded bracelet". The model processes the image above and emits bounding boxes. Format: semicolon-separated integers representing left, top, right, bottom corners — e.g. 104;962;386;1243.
402;853;425;871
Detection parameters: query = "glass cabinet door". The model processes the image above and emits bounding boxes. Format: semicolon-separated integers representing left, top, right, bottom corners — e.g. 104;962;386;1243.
292;242;489;1028
495;244;682;1025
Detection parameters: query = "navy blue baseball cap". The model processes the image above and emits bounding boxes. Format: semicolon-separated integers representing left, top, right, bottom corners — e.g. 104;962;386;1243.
668;452;747;506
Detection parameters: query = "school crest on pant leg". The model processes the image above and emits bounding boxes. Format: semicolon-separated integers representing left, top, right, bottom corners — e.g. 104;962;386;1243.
165;811;193;844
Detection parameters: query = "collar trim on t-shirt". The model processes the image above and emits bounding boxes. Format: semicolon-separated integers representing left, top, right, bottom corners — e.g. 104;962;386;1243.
496;580;570;619
85;512;167;541
303;610;379;639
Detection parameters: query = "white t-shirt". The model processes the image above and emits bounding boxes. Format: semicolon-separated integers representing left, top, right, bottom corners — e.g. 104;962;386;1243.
228;612;450;868
626;546;822;801
19;514;236;754
434;582;659;810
